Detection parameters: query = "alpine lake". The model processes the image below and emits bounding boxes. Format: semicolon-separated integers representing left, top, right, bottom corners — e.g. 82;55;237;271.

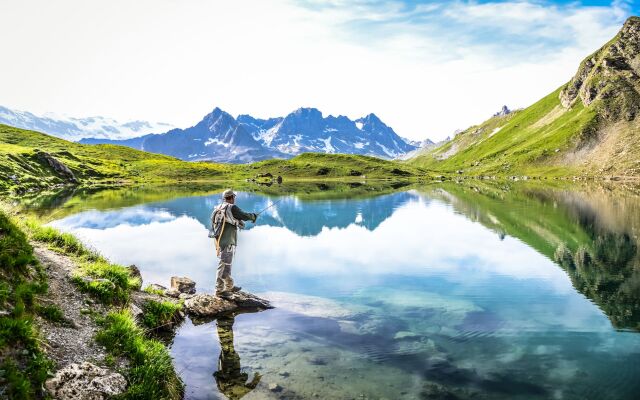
20;180;640;400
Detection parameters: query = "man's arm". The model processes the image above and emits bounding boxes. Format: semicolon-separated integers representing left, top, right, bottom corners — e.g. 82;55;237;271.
231;205;257;222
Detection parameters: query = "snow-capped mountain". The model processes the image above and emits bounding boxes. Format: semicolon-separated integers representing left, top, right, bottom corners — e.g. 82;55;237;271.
0;105;173;141
80;106;423;163
82;108;282;163
239;107;416;158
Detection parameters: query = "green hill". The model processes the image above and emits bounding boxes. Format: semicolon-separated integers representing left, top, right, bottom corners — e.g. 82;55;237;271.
0;125;424;193
409;16;640;178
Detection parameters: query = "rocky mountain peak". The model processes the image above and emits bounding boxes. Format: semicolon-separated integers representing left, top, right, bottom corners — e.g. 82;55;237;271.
292;107;323;118
559;16;640;121
493;105;511;117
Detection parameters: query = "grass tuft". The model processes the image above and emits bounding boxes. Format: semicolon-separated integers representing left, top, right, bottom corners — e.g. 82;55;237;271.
96;310;183;400
140;300;182;331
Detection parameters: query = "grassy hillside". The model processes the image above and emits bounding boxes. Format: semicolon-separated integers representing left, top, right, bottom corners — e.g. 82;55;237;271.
0;124;233;192
409;89;597;176
240;152;423;179
409;17;640;178
0;125;426;194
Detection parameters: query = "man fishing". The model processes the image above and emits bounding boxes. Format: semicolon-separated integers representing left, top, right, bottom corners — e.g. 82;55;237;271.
210;189;258;298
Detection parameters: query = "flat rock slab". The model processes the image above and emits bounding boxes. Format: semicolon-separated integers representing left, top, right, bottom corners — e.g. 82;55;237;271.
184;291;273;317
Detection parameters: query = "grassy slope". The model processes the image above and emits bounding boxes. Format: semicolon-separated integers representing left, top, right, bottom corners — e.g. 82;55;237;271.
0;124;233;191
0;211;53;399
240;152;424;179
409;17;640;177
6;210;184;399
0;124;426;193
409;88;598;177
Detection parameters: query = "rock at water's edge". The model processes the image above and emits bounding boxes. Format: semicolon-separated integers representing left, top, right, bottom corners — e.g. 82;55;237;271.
45;362;127;400
170;276;196;294
184;291;272;317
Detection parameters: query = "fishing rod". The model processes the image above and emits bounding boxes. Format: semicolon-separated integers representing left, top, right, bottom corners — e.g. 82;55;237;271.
256;198;283;215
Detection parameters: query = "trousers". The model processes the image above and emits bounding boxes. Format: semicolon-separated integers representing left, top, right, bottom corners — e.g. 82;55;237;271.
216;245;235;292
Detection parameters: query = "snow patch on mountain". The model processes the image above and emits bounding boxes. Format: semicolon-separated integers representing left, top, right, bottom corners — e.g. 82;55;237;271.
0;105;173;141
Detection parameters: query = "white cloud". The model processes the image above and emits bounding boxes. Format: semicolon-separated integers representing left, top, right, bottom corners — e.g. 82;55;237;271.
0;0;632;141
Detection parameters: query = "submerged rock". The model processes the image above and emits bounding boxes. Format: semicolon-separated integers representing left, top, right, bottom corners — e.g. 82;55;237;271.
184;291;272;317
45;362;127;400
170;276;196;294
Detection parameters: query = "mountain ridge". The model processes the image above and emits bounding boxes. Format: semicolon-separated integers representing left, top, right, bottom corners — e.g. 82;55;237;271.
0;105;173;142
80;106;420;163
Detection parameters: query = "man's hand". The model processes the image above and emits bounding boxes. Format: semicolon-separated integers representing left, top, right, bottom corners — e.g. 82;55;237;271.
250;213;258;223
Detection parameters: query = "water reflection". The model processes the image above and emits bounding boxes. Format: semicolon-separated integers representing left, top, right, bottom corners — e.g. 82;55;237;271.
213;315;261;399
29;182;640;399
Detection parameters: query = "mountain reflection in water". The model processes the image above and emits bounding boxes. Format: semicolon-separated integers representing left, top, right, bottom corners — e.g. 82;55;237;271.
29;181;640;399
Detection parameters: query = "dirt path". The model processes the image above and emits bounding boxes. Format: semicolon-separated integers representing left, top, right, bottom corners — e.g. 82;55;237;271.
33;245;108;368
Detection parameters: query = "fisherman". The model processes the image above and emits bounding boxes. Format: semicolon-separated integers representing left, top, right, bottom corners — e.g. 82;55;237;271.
210;189;257;298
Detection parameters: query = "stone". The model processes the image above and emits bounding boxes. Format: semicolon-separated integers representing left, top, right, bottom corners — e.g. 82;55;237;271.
164;288;181;298
130;303;143;319
36;151;78;183
45;362;127;400
147;283;166;292
170;276;196;294
183;291;272;317
268;383;283;392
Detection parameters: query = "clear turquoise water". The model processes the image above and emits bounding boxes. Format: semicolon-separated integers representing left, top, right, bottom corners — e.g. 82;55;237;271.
45;185;640;399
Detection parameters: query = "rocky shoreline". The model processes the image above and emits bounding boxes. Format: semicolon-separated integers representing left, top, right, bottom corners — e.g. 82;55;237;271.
33;244;272;399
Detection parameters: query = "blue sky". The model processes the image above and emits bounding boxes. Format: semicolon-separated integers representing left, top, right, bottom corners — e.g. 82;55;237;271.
0;0;637;140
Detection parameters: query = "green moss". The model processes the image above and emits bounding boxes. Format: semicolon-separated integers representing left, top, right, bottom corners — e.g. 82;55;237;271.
96;310;184;400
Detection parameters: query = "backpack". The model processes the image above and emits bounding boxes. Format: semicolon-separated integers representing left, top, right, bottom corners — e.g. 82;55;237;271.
208;203;243;239
208;207;225;239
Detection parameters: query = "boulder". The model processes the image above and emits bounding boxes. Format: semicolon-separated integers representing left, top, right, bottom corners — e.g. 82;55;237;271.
36;151;78;183
45;362;127;400
184;291;272;317
164;288;181;298
170;276;196;294
147;283;166;293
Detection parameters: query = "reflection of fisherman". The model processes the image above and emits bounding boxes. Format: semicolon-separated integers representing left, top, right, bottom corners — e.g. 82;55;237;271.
210;189;257;298
213;315;261;399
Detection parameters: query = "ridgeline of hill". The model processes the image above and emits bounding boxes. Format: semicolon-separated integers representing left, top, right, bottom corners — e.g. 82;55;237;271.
0;124;423;193
408;16;640;178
